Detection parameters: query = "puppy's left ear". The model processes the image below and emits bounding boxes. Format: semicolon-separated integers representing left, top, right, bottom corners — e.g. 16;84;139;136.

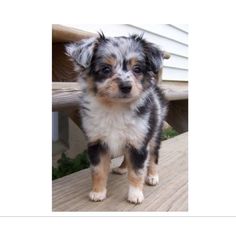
144;42;164;74
65;37;97;69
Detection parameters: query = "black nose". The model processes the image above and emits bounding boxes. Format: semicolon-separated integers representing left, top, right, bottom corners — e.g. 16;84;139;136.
119;81;132;94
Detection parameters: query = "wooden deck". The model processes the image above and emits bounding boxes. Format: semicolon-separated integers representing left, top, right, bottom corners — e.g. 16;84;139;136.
52;132;188;211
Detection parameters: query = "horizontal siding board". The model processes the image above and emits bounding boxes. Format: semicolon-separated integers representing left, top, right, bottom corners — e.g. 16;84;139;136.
169;24;189;33
65;24;188;57
164;65;188;71
170;52;188;59
129;24;188;45
163;54;188;69
162;67;188;81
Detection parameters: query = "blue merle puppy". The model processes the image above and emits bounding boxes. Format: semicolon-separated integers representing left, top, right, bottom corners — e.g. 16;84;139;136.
66;33;168;204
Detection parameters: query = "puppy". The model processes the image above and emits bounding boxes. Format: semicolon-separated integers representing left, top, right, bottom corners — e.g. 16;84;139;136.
65;33;168;204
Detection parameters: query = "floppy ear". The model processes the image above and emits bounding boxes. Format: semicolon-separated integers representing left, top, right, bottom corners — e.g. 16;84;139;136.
144;42;164;74
65;37;97;68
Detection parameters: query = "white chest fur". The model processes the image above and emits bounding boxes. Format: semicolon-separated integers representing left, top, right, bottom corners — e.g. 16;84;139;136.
81;97;149;157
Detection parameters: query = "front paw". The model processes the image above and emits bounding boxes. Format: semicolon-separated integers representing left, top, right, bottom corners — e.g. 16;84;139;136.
127;186;144;204
89;189;107;202
145;175;159;186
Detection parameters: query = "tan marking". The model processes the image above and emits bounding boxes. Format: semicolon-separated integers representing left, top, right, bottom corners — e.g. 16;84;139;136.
98;79;119;97
130;76;143;98
109;80;119;94
103;56;117;67
97;78;120;105
91;152;111;193
95;66;144;103
145;152;159;186
87;76;97;94
147;154;158;177
128;171;144;189
127;57;146;95
128;57;138;67
97;96;113;107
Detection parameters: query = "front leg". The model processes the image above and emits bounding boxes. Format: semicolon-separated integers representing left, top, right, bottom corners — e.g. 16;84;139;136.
126;146;148;204
87;142;110;202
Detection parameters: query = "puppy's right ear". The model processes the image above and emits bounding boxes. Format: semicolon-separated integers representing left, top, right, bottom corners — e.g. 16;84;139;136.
65;37;97;69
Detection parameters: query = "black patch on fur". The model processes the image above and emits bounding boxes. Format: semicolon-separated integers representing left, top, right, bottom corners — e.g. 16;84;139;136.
112;41;119;47
129;146;148;170
92;69;111;83
110;53;117;59
89;60;110;83
122;59;128;71
152;119;165;164
152;85;168;164
130;33;144;41
135;93;152;116
153;136;162;164
89;44;115;83
127;37;162;74
145;45;163;74
145;102;158;147
153;85;168;109
141;75;153;90
87;142;107;166
97;31;107;42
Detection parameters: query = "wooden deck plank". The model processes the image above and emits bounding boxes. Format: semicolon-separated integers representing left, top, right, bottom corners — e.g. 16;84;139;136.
52;132;188;211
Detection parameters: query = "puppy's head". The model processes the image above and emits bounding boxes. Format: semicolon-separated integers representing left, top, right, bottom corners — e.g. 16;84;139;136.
66;33;163;103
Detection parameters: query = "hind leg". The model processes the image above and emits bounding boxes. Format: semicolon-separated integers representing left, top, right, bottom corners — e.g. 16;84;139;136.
112;156;128;175
145;150;160;186
145;139;161;186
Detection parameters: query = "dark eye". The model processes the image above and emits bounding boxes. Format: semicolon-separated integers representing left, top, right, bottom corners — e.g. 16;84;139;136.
133;65;142;74
101;66;112;75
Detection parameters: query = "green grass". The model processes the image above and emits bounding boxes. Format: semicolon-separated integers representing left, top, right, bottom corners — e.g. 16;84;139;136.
161;127;179;140
52;127;178;180
52;151;90;180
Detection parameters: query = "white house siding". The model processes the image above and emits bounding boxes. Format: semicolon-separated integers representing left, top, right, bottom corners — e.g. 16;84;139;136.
63;24;188;82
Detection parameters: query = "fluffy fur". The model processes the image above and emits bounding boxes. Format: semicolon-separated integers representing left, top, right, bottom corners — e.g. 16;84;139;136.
66;33;168;204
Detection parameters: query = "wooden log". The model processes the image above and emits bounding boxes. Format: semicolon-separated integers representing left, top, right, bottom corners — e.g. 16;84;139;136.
52;24;96;43
52;24;171;59
52;82;188;111
52;82;82;111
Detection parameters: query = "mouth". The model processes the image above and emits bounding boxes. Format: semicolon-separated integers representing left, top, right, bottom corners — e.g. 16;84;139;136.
109;93;139;103
118;93;132;98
